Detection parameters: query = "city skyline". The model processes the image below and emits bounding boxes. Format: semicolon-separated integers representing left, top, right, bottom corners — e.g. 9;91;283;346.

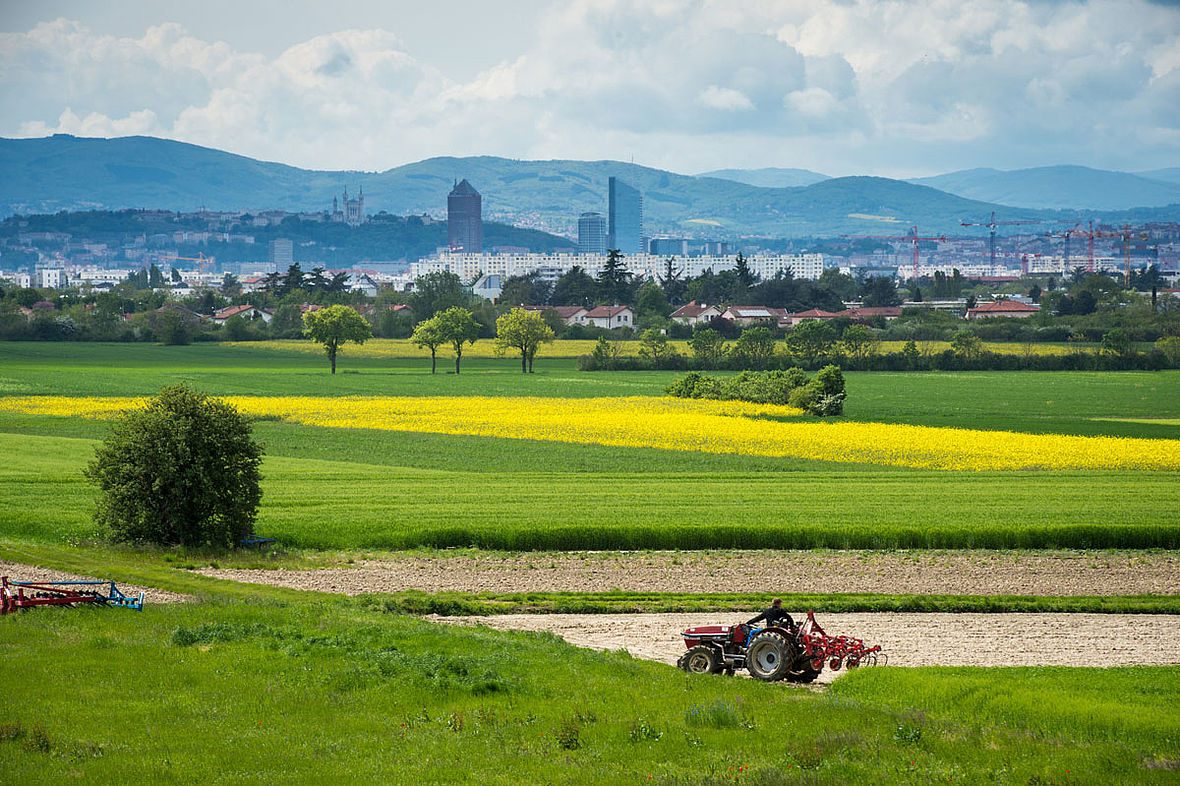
1;1;1177;179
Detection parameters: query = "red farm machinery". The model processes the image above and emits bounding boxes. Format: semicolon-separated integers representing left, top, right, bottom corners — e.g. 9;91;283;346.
678;611;885;682
1;576;144;615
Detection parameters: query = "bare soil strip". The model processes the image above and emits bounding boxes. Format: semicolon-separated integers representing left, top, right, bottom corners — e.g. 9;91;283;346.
198;550;1180;596
435;612;1180;683
0;560;191;605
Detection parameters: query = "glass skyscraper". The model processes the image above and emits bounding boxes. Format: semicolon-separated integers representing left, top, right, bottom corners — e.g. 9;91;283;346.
607;177;644;254
578;211;607;254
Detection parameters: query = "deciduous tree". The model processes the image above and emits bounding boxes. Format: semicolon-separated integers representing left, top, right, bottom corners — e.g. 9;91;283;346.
785;319;836;366
411;316;444;373
303;304;372;374
84;384;264;548
435;306;481;374
732;326;776;369
689;327;727;369
495;307;555;373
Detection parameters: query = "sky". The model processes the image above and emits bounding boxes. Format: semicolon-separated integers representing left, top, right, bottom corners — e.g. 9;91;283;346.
1;0;1178;178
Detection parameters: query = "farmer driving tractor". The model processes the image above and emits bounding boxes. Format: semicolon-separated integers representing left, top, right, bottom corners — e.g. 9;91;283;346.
746;597;796;632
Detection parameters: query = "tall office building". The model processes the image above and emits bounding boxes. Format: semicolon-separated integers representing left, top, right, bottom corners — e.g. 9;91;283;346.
608;177;644;254
578;212;607;254
447;179;483;253
268;238;293;272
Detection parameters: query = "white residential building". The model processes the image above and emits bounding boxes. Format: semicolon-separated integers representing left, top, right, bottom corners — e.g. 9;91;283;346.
409;251;824;286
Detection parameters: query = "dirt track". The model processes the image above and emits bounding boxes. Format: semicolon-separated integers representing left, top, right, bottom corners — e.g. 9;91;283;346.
198;550;1180;596
195;550;1180;677
435;612;1180;682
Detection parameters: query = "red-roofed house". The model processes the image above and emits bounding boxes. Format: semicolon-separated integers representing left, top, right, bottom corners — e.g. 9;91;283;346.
520;305;588;325
670;301;723;325
783;309;843;327
212;304;272;325
966;300;1040;319
838;306;902;321
721;306;778;325
580;305;634;329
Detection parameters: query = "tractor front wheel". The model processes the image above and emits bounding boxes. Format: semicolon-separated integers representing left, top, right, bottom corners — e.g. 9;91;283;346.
678;645;722;674
746;631;794;681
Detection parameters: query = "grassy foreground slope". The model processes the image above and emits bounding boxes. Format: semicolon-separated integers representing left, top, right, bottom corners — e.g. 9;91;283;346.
1;571;1176;784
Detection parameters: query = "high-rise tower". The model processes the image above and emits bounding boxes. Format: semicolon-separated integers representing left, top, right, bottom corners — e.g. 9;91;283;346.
578;212;607;254
608;177;644;254
447;179;483;253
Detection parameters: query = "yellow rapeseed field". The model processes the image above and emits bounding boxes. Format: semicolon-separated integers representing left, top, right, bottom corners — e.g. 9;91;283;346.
224;338;681;359
4;395;1178;471
228;338;1103;360
877;341;1099;356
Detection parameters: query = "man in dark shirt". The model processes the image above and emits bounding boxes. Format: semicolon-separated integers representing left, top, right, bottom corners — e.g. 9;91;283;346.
747;598;795;631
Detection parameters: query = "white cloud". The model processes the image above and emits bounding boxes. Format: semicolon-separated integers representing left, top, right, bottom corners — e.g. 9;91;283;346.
697;86;755;111
0;1;1176;176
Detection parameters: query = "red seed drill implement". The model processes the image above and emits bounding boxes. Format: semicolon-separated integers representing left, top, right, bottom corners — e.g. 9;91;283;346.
2;576;144;615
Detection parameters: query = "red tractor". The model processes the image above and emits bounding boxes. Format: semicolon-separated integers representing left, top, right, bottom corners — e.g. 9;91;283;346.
677;611;884;682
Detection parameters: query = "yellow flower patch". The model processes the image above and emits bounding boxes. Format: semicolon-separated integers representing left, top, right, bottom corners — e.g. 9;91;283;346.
4;395;1178;471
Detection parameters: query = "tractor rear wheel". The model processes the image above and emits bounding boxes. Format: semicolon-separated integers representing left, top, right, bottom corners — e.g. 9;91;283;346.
678;645;722;674
746;631;794;681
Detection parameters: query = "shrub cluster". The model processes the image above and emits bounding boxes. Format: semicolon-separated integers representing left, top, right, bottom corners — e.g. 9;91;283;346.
665;366;845;416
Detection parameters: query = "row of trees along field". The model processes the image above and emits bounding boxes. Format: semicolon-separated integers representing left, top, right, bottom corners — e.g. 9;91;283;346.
302;302;555;375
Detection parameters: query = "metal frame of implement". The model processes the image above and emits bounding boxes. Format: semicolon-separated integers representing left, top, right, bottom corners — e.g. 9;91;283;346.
1;576;144;615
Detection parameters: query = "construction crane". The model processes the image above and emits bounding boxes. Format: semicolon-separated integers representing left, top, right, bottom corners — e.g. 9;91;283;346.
1045;221;1098;273
842;226;947;279
960;212;1039;275
1092;224;1149;285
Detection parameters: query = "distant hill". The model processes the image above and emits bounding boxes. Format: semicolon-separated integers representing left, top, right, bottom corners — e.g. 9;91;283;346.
2;135;1176;237
1138;168;1180;186
909;166;1180;211
695;167;829;188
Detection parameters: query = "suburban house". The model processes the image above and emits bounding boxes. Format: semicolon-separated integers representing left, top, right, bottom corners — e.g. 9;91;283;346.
966;300;1040;319
721;306;778;325
156;303;206;326
839;306;902;321
782;309;843;327
670;301;723;325
579;305;635;329
521;305;588;326
211;304;273;325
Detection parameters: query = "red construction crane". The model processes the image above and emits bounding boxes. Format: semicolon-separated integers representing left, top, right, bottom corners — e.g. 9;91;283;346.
1092;225;1149;284
843;226;947;279
960;212;1040;274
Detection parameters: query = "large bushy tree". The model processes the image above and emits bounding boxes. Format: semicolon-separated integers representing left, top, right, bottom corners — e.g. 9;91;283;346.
84;385;264;548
